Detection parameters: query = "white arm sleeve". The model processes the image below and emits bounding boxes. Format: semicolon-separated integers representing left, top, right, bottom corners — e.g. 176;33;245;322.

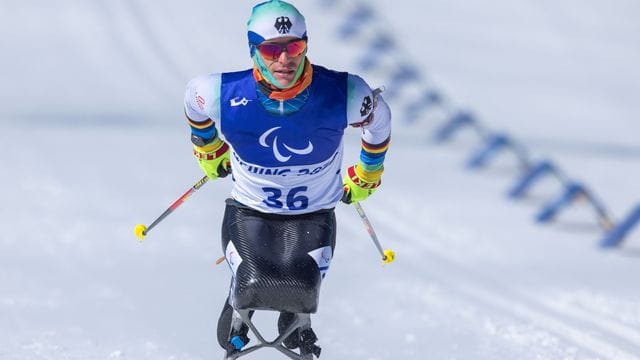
346;74;392;145
184;73;222;121
362;97;392;145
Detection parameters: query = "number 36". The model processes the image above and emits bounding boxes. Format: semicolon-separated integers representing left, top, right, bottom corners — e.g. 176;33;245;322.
262;186;309;210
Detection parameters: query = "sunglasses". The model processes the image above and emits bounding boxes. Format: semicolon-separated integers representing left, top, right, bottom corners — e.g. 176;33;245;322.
256;39;307;60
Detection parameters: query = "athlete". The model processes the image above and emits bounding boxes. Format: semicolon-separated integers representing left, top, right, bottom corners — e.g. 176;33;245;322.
183;0;391;357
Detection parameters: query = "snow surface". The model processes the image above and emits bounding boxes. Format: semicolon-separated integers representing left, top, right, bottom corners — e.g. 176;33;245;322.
2;0;640;359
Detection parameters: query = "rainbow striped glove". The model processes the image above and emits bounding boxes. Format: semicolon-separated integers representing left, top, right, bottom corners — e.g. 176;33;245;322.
193;140;231;180
341;164;383;204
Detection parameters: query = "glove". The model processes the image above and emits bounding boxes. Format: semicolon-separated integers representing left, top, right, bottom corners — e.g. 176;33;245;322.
341;164;383;204
193;140;231;180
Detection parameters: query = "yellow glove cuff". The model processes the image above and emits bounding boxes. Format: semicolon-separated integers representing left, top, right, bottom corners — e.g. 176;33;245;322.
354;164;384;184
193;140;231;180
342;164;382;204
193;139;228;161
195;137;225;153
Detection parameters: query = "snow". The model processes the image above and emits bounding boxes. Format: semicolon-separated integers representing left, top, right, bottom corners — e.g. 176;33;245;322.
2;0;640;359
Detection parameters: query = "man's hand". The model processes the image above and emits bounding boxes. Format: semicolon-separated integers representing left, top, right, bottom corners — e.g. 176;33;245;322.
193;141;231;180
341;164;382;204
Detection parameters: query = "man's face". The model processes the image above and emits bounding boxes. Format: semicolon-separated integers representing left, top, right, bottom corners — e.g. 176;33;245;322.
257;36;306;87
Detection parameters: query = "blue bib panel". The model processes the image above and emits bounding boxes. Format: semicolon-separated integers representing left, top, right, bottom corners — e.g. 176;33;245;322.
220;66;348;167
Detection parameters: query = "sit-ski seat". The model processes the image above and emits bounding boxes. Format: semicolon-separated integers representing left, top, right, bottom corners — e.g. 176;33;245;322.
223;199;334;315
231;245;322;314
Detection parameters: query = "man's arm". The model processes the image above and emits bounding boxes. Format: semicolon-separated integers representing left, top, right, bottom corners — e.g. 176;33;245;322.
343;75;392;203
184;74;222;143
184;74;230;179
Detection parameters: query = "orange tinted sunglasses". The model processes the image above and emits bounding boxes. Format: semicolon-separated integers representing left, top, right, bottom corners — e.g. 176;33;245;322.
256;39;307;60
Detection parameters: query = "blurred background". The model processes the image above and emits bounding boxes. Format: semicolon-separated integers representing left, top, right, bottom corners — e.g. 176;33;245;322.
1;1;640;359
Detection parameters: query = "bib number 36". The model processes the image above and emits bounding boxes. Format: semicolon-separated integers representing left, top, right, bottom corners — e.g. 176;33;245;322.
262;186;309;210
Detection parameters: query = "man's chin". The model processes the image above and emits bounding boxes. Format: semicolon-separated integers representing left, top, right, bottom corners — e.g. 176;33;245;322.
274;76;295;88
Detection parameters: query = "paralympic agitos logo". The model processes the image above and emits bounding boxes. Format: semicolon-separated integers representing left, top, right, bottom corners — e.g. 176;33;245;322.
259;126;313;162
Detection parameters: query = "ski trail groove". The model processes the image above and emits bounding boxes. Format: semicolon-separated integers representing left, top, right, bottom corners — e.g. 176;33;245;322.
364;197;640;360
524;293;640;353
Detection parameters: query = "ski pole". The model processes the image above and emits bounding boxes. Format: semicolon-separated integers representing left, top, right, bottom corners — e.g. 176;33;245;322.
134;175;209;241
353;202;395;265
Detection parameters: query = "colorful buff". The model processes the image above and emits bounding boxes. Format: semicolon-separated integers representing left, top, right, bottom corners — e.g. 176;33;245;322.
252;59;313;100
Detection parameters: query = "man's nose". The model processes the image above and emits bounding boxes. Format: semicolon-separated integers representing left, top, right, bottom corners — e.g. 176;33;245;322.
277;50;291;64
